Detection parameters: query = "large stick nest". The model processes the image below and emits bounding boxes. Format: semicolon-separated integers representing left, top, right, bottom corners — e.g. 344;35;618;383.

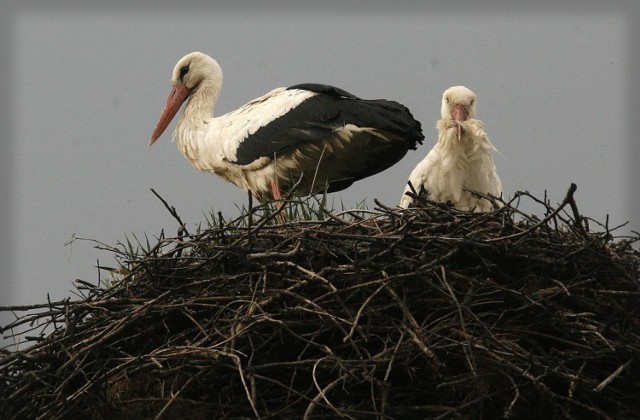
1;184;639;419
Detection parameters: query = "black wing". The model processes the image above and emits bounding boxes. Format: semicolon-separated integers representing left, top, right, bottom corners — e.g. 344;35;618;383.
233;84;423;166
287;83;360;99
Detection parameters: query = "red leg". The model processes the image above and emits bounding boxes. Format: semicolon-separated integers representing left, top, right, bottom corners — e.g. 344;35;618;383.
271;178;284;210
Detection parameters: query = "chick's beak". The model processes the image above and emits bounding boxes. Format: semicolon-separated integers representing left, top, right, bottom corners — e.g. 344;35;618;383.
451;104;468;140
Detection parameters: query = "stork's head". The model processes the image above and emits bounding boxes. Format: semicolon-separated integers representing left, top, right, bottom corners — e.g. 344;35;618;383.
170;52;223;91
441;85;477;121
150;52;223;146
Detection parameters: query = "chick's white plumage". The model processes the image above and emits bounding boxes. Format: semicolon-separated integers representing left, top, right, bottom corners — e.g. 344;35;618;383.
400;86;502;211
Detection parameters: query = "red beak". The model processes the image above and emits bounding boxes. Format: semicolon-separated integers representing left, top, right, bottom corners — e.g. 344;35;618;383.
451;104;468;140
149;84;191;146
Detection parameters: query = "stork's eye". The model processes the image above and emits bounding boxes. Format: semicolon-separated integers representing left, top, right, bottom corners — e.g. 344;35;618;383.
179;64;190;80
470;100;474;105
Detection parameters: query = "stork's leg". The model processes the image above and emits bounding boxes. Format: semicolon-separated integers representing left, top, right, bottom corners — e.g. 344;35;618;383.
271;179;282;201
271;178;285;211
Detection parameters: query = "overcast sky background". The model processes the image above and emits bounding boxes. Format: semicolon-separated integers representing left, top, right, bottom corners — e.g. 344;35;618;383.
1;1;639;343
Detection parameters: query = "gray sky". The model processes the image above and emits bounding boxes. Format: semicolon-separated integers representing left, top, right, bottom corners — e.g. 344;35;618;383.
1;1;639;336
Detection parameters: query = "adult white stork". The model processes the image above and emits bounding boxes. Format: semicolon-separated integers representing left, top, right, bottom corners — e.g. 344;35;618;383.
399;85;502;211
150;52;424;202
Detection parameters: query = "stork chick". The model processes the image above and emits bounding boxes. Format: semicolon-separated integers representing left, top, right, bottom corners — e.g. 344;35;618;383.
399;85;502;211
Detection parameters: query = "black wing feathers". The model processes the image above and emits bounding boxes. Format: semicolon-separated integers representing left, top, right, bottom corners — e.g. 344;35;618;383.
287;83;360;99
233;84;423;166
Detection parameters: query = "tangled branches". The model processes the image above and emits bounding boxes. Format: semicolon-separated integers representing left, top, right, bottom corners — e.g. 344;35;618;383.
1;185;639;419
